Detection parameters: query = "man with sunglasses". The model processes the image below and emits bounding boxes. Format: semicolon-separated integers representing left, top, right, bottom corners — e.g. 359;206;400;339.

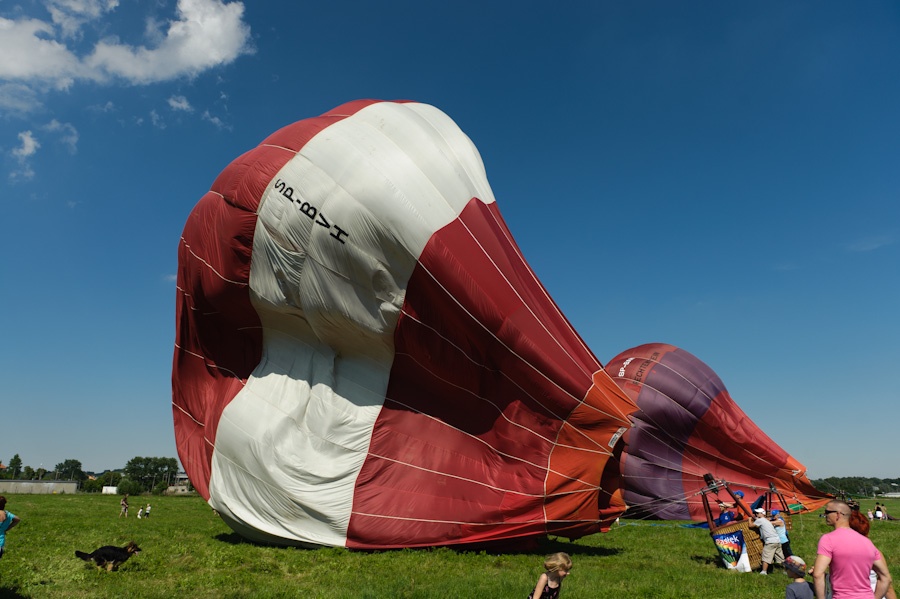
813;500;892;599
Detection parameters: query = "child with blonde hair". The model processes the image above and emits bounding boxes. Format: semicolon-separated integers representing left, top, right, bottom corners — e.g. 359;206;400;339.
528;552;572;599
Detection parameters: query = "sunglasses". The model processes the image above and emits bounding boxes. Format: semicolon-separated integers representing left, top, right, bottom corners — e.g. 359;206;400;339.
823;509;845;516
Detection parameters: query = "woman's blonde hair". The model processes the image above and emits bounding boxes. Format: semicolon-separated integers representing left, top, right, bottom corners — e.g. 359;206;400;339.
544;552;572;572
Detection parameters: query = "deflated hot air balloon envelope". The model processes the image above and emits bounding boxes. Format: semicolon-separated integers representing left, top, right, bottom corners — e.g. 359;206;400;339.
173;100;637;548
605;342;828;522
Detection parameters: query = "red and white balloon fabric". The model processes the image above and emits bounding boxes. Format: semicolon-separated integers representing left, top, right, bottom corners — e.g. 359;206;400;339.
173;100;637;549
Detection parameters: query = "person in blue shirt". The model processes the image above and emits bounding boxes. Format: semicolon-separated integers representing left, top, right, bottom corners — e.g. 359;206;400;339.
0;495;22;559
771;509;793;557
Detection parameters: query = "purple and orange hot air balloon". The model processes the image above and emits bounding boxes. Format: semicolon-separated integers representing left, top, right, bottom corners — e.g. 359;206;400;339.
605;343;829;521
172;100;637;549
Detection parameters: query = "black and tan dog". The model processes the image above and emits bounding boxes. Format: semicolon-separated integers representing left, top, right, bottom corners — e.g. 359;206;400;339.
75;541;142;571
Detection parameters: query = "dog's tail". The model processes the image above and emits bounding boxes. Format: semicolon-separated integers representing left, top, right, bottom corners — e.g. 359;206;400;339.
74;550;93;561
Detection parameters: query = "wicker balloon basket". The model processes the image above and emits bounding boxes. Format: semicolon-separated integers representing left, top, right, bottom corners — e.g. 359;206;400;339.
710;519;763;570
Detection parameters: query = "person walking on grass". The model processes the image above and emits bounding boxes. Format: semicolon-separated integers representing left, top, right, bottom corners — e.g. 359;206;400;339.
0;496;22;559
119;494;129;518
812;500;891;599
528;552;571;599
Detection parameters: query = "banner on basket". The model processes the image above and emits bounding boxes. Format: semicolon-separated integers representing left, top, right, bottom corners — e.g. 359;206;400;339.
712;530;751;572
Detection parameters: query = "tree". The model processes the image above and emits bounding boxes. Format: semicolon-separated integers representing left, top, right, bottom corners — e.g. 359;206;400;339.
123;457;179;493
22;466;34;480
117;479;144;496
811;476;893;498
7;454;22;479
53;459;87;482
82;471;125;494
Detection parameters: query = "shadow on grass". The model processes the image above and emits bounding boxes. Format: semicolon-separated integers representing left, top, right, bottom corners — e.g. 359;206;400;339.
212;532;621;557
0;585;29;599
214;532;325;550
503;537;621;558
690;554;720;567
215;532;254;545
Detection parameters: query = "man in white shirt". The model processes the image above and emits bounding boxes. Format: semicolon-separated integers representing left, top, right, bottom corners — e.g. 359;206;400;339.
750;507;784;575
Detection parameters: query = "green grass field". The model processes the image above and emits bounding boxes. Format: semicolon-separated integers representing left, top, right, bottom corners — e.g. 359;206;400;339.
1;494;898;598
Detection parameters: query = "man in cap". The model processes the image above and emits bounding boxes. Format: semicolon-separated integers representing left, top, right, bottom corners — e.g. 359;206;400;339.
750;507;785;575
770;508;792;557
812;500;892;599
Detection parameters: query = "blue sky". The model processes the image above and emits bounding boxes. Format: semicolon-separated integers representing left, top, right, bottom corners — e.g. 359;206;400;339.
1;1;897;479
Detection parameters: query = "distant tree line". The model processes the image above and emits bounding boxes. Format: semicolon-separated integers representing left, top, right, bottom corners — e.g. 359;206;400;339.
811;476;900;497
2;453;183;495
1;454;87;482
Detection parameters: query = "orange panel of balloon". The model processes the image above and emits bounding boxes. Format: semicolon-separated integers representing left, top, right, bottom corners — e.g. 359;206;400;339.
172;100;637;548
604;343;829;520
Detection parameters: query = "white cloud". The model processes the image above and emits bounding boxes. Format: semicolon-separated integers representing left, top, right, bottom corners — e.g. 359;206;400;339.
9;130;40;181
0;83;42;116
202;110;230;130
12;130;40;159
85;0;253;84
46;0;120;39
845;236;894;253
9;164;36;182
87;100;116;113
144;15;167;46
0;16;87;89
0;0;252;108
168;95;193;112
6;124;77;180
150;109;165;129
43;119;79;153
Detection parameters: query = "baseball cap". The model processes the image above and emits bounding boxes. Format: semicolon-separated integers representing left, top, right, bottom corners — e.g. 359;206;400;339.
784;555;807;577
771;509;780;516
754;508;766;514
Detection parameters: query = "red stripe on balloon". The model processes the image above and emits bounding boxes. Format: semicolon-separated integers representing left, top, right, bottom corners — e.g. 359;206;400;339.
346;199;634;548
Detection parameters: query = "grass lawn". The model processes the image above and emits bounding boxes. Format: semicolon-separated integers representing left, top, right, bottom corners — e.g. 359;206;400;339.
1;494;898;598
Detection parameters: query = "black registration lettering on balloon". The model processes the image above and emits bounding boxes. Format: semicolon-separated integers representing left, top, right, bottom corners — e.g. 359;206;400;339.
273;178;349;244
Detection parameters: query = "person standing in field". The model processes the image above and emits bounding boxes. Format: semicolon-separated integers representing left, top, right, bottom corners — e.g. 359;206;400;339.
784;555;814;599
847;507;898;599
771;509;793;557
528;552;571;599
144;504;151;519
812;500;892;599
751;507;784;575
0;496;22;559
119;494;129;518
